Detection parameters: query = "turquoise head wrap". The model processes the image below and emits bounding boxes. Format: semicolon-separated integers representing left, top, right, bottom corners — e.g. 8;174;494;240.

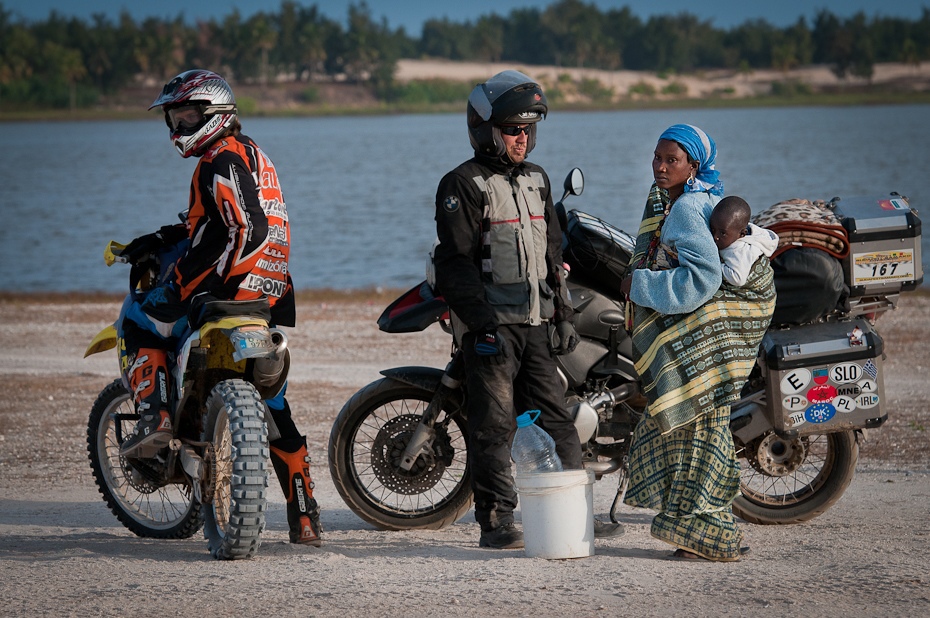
659;124;724;196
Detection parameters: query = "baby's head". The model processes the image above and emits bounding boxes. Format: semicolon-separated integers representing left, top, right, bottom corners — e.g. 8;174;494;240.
710;196;751;250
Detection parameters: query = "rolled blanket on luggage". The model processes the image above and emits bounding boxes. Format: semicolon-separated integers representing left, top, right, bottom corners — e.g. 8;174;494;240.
751;198;849;259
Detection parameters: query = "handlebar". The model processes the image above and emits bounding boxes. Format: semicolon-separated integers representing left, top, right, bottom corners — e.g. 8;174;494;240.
104;241;128;267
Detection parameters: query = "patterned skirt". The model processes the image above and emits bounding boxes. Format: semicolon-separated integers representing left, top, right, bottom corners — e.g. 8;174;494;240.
623;404;743;561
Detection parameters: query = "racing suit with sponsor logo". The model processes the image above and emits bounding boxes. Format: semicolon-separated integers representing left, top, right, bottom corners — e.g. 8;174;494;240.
433;154;582;533
121;132;303;456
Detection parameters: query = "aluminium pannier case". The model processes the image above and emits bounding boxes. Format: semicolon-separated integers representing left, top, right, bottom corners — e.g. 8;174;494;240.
832;194;922;297
762;318;886;436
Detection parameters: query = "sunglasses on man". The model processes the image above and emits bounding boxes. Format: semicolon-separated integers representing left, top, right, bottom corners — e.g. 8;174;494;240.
498;125;532;136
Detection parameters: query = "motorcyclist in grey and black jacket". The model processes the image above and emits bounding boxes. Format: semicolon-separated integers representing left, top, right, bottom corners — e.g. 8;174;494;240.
433;70;622;549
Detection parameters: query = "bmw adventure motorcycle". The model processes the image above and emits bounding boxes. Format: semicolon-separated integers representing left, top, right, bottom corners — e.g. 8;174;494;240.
329;168;922;530
85;240;289;559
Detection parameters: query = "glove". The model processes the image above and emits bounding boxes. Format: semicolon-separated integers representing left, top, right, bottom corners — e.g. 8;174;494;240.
553;321;579;355
122;225;187;264
473;328;507;366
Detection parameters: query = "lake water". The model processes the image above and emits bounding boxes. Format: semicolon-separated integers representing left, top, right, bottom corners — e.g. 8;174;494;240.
0;105;927;293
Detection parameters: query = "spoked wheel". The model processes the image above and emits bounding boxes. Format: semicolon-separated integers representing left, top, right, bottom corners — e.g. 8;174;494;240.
201;380;269;560
733;430;859;525
87;379;202;538
329;378;472;530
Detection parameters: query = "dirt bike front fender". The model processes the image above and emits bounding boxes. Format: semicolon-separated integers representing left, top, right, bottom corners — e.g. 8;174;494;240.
84;324;118;358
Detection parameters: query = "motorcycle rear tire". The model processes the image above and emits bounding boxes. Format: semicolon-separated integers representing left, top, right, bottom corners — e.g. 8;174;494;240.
87;379;202;539
201;379;269;560
329;377;473;530
734;430;858;525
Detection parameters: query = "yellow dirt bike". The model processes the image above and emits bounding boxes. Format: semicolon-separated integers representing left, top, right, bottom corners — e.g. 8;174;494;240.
85;240;289;559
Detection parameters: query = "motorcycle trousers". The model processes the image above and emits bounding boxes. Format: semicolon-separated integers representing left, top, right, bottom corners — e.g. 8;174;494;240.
270;435;322;546
462;323;583;531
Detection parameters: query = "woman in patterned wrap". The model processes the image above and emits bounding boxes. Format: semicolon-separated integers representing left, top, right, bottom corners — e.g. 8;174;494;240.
619;124;776;561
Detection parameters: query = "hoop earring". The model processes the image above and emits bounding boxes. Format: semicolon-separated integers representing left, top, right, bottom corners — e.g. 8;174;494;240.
687;172;695;186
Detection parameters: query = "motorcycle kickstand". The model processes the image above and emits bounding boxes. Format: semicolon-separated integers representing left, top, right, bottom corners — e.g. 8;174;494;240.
608;456;630;524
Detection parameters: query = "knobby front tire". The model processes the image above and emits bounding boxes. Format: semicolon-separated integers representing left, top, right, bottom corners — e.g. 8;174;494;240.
201;380;269;560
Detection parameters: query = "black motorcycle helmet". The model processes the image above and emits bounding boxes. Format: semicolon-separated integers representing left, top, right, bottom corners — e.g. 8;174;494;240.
467;70;548;161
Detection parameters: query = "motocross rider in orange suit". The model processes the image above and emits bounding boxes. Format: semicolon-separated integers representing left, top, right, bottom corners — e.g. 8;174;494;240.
118;69;321;546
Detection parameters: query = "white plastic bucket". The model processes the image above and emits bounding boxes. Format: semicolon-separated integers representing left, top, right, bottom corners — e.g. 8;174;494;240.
514;469;595;559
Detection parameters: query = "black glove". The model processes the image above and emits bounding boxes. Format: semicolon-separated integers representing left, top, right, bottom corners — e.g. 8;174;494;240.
553;320;579;355
123;225;187;264
473;328;507;366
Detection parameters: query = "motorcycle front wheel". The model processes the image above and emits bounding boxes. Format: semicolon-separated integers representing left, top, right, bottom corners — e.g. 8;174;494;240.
328;377;472;530
201;379;269;560
87;379;202;539
733;430;858;525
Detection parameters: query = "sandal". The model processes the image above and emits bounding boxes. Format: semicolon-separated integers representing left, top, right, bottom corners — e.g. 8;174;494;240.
666;547;750;561
667;548;706;561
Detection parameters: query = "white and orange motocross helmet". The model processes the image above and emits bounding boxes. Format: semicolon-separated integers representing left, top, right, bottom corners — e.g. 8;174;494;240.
149;69;238;158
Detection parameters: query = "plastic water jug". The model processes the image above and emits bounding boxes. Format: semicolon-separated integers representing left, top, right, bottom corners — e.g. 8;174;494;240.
512;410;563;474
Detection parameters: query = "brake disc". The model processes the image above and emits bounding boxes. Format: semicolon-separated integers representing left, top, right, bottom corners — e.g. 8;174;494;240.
123;456;165;493
370;415;447;494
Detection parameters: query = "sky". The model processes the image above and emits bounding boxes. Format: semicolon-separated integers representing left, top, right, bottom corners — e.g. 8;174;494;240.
3;0;928;32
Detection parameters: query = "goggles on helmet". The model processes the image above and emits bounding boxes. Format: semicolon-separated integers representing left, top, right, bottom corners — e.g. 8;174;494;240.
164;103;236;136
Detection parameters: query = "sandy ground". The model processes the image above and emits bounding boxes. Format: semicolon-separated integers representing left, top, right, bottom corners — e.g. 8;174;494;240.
1;291;929;617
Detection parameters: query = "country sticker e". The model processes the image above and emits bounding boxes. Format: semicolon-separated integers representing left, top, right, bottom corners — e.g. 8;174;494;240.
805;403;836;424
780;368;810;395
443;195;460;212
830;362;861;384
807;384;837;403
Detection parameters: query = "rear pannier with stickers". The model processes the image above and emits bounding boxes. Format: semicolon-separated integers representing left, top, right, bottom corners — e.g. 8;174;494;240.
761;318;885;437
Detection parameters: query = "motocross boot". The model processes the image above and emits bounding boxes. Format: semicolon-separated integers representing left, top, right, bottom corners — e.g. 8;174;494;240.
120;348;173;458
270;437;322;547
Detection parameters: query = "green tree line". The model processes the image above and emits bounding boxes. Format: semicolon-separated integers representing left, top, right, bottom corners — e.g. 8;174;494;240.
2;0;928;109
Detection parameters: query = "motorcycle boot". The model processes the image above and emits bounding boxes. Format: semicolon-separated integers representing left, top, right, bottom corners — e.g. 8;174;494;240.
120;348;173;458
270;437;322;547
479;523;524;549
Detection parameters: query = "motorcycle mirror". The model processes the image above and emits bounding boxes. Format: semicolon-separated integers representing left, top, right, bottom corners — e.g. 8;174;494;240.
560;167;584;202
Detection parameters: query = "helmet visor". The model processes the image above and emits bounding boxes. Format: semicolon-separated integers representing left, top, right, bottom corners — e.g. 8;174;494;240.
166;104;206;135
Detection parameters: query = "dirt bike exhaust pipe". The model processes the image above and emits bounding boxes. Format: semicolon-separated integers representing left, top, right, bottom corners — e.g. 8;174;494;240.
253;328;288;387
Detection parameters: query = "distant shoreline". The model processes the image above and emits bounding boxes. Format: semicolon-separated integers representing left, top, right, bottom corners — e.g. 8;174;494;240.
3;59;929;122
